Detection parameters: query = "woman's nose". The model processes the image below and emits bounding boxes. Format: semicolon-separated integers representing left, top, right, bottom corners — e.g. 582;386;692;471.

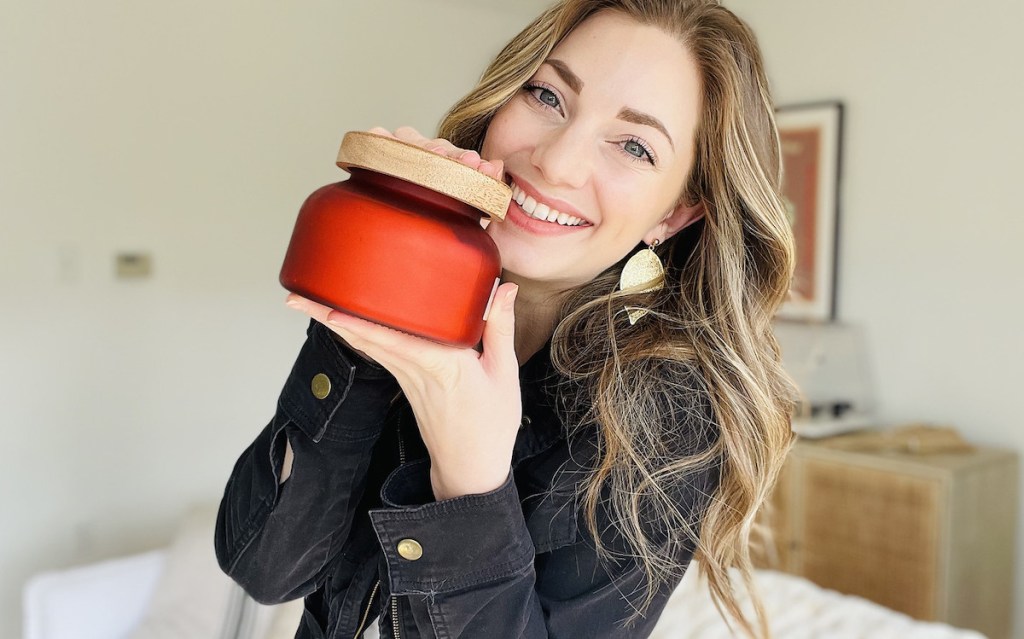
529;126;591;190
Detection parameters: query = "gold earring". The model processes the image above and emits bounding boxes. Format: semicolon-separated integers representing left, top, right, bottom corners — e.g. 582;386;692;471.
619;239;664;325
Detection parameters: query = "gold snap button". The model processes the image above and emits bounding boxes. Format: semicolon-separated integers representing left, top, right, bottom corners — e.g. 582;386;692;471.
397;539;423;561
311;373;331;400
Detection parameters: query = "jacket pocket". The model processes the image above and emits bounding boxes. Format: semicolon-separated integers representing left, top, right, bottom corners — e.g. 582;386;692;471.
522;487;579;555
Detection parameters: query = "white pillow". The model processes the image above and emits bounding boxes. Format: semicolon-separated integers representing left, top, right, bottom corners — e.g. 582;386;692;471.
23;550;165;639
127;505;302;639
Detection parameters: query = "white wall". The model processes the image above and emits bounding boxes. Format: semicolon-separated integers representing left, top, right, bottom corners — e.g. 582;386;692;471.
0;0;550;635
725;1;1024;636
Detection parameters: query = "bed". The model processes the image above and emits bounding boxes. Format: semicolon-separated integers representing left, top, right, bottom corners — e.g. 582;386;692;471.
22;508;987;639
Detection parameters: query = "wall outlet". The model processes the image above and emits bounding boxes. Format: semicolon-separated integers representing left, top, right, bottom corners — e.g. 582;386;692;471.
115;252;152;279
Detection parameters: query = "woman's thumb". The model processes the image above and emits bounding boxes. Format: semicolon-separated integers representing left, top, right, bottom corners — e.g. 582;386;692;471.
482;283;518;372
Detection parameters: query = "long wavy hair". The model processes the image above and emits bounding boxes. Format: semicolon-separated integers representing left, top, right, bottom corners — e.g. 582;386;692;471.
438;1;797;636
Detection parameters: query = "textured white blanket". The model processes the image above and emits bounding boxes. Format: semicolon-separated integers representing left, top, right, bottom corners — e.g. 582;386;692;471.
650;564;987;639
24;527;988;639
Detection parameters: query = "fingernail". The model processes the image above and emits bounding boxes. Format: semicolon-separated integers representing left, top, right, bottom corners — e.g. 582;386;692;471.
286;298;301;309
460;150;480;162
506;285;519;309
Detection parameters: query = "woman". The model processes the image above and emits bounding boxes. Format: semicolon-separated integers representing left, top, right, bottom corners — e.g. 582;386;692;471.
215;1;796;637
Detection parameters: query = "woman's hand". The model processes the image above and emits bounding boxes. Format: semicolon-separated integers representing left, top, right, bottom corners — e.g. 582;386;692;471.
287;126;518;500
286;285;521;501
368;126;504;182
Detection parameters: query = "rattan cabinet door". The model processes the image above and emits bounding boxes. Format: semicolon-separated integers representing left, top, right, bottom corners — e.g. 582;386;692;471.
794;458;944;619
767;441;1018;639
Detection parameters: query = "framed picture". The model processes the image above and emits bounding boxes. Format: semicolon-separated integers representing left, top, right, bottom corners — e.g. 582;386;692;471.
775;101;843;321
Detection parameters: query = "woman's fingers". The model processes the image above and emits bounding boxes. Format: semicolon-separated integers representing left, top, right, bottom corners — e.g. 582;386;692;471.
285;293;335;324
325;310;407;357
284;293;468;373
285;294;382;362
456;149;482;170
392;125;428;143
393;126;447;155
479;158;504;182
481;283;519;377
374;126;502;179
392;126;461;160
367;126;397;138
284;293;399;357
322;307;469;376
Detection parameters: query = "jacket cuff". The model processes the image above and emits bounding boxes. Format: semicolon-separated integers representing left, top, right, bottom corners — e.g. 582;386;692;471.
369;460;535;594
277;319;397;443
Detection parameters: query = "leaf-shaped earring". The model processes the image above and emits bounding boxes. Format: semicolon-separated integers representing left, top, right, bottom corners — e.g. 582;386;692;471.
618;239;664;325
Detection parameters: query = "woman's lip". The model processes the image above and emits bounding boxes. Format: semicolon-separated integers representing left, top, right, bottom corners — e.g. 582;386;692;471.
507;174;591;225
505;197;590;236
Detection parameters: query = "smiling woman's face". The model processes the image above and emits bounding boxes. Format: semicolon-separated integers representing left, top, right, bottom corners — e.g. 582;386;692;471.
481;9;703;293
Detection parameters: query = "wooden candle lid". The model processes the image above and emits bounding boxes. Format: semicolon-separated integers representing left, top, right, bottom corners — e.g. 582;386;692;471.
336;131;510;220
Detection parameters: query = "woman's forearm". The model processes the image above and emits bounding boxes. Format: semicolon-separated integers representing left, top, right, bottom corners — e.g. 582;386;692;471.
215;320;399;603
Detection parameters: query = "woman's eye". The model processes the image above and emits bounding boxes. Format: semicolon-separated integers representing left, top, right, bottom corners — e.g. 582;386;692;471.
624;140;645;158
623;138;656;165
537;88;559;108
524;84;561;111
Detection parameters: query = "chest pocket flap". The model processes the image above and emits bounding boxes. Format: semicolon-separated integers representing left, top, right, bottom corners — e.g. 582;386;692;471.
516;428;587;554
524;492;579;554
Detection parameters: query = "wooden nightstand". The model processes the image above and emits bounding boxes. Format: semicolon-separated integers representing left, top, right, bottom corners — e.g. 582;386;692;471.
755;436;1019;639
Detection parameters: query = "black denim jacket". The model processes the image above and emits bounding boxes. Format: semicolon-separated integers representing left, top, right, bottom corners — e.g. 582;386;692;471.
215;320;720;638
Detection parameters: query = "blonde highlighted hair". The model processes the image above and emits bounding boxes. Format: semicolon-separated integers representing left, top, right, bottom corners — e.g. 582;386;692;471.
439;2;797;636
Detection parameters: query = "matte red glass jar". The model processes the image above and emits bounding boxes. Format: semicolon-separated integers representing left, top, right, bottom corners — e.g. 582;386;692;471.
279;131;511;348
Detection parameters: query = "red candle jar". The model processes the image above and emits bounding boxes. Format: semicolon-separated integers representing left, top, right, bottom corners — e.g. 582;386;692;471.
279;131;511;348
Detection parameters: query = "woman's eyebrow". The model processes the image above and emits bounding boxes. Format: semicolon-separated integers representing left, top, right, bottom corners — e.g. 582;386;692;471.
543;58;675;152
544;59;584;94
618;107;675;151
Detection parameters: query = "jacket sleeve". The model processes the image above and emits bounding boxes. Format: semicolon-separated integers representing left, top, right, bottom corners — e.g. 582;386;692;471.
214;319;399;604
368;445;720;638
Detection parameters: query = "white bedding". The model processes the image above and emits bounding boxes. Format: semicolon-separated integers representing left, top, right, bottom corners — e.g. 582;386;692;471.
651;564;987;639
24;512;986;639
355;565;988;639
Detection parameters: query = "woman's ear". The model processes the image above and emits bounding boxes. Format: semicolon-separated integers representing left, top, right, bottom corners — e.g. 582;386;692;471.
644;198;705;245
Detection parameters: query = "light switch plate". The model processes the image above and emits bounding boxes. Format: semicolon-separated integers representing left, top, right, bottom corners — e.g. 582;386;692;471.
116;252;152;279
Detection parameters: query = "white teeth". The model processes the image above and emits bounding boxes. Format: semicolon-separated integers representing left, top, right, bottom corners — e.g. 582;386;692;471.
509;180;587;227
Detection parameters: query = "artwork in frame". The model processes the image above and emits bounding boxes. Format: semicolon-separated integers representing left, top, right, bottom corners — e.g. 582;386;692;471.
775;101;843;322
